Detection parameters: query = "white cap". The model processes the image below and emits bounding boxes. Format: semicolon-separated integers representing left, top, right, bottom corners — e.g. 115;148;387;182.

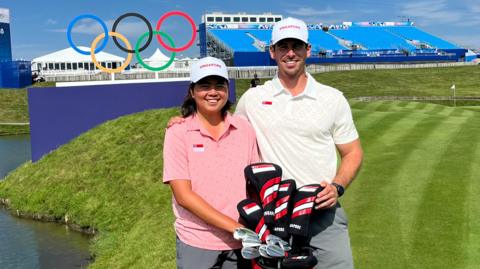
271;17;309;45
190;57;229;83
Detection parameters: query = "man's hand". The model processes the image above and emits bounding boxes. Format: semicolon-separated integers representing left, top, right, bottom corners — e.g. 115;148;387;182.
166;116;184;128
314;181;338;210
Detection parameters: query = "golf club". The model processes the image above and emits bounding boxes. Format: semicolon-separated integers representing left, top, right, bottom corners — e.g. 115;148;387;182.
241;246;261;259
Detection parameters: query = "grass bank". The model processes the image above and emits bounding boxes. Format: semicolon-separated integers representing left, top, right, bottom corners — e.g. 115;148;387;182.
0;82;54;135
1;107;179;268
1;100;480;268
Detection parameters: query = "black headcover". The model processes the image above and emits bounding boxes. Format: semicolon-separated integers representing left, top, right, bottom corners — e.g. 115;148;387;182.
289;184;323;237
244;163;282;225
237;198;271;242
281;247;318;269
272;179;296;240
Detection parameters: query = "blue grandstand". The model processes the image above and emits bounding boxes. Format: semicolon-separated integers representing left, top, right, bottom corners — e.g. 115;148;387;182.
199;13;467;66
385;26;461;50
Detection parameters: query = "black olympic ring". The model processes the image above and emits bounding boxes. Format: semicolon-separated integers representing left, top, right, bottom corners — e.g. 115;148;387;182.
112;12;153;53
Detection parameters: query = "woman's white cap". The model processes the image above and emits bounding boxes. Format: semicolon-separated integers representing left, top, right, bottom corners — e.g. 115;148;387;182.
190;57;229;83
271;17;309;45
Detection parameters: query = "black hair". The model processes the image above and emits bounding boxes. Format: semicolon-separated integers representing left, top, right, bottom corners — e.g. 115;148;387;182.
181;76;232;118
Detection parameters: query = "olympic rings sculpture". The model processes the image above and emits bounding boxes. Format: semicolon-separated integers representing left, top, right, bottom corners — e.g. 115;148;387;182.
67;11;197;73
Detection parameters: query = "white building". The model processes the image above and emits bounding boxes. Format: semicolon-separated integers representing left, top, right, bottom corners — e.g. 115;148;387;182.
202;12;282;24
31;47;125;75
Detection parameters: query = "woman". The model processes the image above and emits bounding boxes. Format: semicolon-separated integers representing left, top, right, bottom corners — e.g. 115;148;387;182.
163;57;259;269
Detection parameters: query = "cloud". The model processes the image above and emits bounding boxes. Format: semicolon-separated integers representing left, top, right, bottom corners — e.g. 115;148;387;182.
398;0;464;25
46;18;57;25
46;19;151;38
287;7;346;17
470;3;480;13
442;33;480;49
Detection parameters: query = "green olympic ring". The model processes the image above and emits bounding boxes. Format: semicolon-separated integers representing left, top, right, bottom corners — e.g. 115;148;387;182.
135;31;176;71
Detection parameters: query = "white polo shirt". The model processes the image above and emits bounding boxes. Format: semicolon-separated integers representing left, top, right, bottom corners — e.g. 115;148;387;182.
235;73;359;186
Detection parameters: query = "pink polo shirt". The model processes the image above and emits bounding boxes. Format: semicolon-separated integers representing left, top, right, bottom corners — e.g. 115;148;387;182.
163;113;260;250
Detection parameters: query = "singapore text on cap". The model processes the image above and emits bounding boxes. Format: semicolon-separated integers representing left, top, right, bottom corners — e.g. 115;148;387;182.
271;17;309;45
190;56;229;83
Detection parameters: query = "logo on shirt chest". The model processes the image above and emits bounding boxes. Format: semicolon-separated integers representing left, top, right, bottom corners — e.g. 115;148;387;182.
262;100;273;106
192;144;204;152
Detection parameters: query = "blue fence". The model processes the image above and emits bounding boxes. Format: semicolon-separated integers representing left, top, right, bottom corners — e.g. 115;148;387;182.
28;79;236;161
0;61;32;88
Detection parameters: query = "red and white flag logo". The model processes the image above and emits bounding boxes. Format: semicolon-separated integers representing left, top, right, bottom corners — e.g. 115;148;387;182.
242;203;261;215
299;185;319;193
192;144;204;152
252;164;276;174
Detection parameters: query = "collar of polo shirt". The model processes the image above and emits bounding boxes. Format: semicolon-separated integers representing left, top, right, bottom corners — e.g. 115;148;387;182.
271;73;317;100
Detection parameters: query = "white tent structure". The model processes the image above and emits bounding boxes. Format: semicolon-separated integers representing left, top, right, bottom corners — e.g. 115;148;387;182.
134;48;195;71
32;47;125;74
142;48;172;68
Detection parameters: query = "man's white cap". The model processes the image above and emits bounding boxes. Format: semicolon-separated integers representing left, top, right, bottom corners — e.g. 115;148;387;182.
271;17;309;45
190;56;229;83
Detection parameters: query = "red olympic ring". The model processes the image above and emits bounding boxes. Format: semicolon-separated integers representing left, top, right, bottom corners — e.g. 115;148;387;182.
156;11;197;52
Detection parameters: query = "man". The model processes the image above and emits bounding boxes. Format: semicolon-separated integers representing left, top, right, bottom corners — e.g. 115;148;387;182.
235;17;363;269
250;73;260;88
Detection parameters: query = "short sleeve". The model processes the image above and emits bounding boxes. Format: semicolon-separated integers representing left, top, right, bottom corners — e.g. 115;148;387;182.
163;125;190;183
248;124;261;163
332;95;359;145
234;94;248;117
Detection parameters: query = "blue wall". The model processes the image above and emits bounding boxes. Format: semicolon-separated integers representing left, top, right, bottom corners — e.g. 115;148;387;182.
28;79;236;161
306;54;458;64
0;22;12;62
0;61;32;88
234;51;271;66
199;23;207;58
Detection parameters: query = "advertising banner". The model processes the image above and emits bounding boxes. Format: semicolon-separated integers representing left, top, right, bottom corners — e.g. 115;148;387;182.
0;8;9;24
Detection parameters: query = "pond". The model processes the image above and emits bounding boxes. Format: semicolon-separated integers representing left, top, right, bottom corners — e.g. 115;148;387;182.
0;135;91;269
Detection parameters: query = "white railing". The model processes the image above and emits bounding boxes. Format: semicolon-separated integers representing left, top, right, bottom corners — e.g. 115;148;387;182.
41;61;477;82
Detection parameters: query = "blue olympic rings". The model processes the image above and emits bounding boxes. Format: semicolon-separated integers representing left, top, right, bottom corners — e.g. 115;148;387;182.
67;14;109;55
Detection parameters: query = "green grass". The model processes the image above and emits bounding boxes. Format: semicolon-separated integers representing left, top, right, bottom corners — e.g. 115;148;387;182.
1;67;480;268
0;89;28;123
312;65;480;98
1;107;179;268
1;101;480;268
0;82;54;135
345;102;480;268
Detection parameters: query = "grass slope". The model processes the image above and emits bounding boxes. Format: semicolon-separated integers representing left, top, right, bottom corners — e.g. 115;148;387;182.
1;101;479;268
0;82;54;135
0;108;179;268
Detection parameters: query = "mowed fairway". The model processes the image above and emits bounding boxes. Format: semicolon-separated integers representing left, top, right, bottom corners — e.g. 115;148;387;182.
346;100;480;268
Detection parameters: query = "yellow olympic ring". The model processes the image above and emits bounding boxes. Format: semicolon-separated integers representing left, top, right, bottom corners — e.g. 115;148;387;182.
90;32;133;74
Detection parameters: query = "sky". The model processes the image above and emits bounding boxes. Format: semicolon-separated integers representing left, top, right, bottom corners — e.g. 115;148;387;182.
1;0;479;61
